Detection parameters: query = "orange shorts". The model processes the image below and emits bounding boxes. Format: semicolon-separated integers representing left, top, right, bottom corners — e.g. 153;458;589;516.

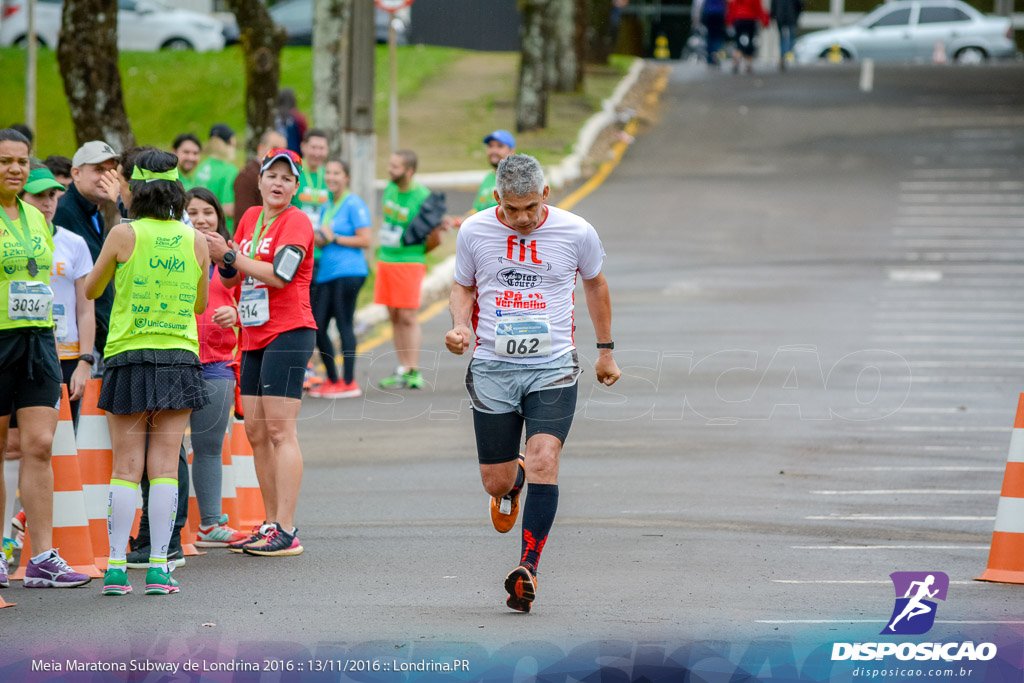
374;261;426;309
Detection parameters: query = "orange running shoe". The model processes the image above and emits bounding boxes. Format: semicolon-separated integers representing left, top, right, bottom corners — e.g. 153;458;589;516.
504;565;538;613
490;454;525;533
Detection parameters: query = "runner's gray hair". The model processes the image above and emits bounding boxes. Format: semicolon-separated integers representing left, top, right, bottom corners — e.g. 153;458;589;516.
496;154;545;199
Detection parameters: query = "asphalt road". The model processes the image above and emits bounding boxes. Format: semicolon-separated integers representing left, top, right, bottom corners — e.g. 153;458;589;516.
4;62;1024;679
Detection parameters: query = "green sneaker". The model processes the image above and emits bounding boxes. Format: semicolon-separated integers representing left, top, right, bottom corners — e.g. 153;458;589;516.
2;537;13;563
102;567;132;596
379;371;406;388
145;566;179;595
404;369;424;389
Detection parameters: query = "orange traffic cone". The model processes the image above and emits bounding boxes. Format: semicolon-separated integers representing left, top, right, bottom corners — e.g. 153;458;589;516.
0;592;14;608
77;379;112;569
977;393;1024;583
230;418;264;529
180;448;203;557
12;386;102;580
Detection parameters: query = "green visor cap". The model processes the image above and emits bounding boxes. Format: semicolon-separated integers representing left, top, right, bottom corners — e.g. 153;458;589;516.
23;168;66;195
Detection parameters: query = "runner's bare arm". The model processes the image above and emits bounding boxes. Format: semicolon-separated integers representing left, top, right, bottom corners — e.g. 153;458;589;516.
193;234;210;314
232;245;303;290
85;224;131;299
581;272;621;386
446;282;476;355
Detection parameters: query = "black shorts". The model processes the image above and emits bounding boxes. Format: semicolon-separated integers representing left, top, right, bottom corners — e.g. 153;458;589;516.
472;384;579;465
0;327;62;421
733;19;759;56
240;327;316;399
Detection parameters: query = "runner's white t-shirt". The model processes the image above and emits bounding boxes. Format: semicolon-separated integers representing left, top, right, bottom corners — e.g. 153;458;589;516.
454;205;605;364
50;226;94;359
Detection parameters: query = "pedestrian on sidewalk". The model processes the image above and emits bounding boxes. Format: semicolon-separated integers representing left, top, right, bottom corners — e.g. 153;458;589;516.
727;0;770;73
204;147;315;557
85;148;210;596
0;128;92;590
771;0;803;69
309;159;371;399
375;150;448;390
184;187;248;548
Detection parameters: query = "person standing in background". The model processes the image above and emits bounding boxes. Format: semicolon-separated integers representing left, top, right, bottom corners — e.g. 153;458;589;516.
173;133;203;190
54;141;120;359
727;0;770;73
308;159;370;399
194;124;238;229
771;0;803;69
233;130;287;228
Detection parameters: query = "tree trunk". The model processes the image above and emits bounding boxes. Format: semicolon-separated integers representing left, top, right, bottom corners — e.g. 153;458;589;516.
516;0;548;132
573;0;587;88
313;0;351;158
226;0;286;157
586;0;615;65
57;0;134;152
543;0;578;92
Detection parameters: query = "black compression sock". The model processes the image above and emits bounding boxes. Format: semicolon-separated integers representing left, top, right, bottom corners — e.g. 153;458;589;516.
520;483;558;572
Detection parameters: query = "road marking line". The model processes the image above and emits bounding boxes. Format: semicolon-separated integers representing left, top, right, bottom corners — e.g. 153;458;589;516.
870;335;1024;343
899;193;1024;204
832;467;1003;473
871;323;1024;332
896;217;1024;226
805;515;994;521
860;426;1009;433
772;580;983;585
791;545;987;550
757;619;1021;624
901;181;1024;191
900;206;1024;215
811;489;998;495
356;299;451;354
910;168;1011;178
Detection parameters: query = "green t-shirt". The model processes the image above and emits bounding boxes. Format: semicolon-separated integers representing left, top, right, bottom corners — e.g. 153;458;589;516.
0;200;55;331
472;171;498;213
194;157;238;228
377;182;431;264
293;167;330;260
179;169;197;191
104;218;201;358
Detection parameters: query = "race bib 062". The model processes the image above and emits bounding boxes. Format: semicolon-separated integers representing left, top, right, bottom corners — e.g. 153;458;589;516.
494;316;553;358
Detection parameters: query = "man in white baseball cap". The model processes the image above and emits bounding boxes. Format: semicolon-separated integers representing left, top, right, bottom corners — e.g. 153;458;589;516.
54;141;121;357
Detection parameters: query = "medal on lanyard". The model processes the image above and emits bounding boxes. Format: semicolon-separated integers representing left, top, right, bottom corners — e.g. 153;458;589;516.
0;199;39;277
321;191;349;230
249;210;275;260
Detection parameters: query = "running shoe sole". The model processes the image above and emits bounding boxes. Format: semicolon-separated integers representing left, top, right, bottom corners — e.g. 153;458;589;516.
145;583;180;595
24;576;92;588
490;454;526;534
102;584;132;596
244;543;304;557
504;566;537;613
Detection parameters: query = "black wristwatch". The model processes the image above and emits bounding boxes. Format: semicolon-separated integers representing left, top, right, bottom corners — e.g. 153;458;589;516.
78;354;95;365
596;342;614;350
222;250;237;266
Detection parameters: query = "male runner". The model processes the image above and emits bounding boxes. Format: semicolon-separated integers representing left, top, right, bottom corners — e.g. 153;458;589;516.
445;154;620;612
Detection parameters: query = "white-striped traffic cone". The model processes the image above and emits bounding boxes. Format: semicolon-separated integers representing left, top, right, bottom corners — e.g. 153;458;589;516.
977;393;1024;583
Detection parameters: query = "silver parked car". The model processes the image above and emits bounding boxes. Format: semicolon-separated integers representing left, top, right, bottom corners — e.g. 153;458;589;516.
793;0;1017;64
0;0;225;51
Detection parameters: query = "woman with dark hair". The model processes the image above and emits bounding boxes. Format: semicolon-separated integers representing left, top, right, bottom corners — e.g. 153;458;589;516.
183;187;247;547
309;159;370;399
205;147;316;557
0;128;92;589
85;148;210;596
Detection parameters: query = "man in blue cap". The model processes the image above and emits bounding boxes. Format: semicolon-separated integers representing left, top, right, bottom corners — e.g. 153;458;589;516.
471;130;516;214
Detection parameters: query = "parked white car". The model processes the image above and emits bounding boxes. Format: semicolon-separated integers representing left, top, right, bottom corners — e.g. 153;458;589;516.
793;0;1017;64
0;0;225;51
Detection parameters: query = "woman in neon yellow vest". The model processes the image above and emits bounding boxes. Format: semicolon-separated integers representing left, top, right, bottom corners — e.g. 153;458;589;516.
85;149;211;596
0;128;92;589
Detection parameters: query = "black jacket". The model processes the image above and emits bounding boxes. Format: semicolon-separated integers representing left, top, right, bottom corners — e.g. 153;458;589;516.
54;183;115;354
401;191;447;247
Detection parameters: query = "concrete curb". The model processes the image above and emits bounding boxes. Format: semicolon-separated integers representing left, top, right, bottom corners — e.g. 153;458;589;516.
354;57;648;336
